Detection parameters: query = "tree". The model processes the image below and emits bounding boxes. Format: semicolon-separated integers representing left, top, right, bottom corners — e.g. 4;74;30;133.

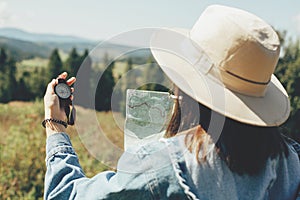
74;49;93;108
64;48;81;77
124;57;136;88
0;72;12;103
15;73;31;101
7;58;17;100
139;55;169;91
275;35;300;141
114;57;136;115
0;48;7;69
47;49;63;80
95;59;115;111
102;52;110;67
0;49;17;103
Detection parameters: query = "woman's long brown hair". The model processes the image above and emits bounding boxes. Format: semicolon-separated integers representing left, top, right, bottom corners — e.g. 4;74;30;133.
165;88;289;175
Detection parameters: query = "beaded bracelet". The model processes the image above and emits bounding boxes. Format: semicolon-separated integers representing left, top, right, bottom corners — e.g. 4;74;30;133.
42;118;68;128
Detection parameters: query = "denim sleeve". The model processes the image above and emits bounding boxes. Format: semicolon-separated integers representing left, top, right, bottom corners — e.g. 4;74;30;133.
44;133;153;200
267;141;300;200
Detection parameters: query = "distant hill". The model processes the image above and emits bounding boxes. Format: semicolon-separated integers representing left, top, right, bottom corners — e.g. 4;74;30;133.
0;27;98;60
0;27;93;43
0;27;151;63
0;36;51;60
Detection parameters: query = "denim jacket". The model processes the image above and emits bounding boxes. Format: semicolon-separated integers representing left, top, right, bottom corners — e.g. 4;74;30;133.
44;133;300;200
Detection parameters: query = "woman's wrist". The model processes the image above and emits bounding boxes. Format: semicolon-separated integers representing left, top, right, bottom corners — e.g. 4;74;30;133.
44;119;67;137
44;109;66;121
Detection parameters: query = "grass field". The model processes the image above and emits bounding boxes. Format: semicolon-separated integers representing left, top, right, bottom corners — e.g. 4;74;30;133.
0;101;124;199
16;51;68;69
17;58;48;69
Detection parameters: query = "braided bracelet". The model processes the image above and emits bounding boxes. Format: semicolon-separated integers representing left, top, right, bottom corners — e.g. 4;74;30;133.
42;118;68;128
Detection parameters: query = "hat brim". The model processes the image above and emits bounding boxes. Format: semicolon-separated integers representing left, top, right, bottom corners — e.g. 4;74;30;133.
150;28;290;127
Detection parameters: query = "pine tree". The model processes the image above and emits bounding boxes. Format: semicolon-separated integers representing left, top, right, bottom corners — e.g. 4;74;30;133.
102;52;110;67
64;48;81;77
0;48;7;70
74;49;93;108
275;36;300;141
0;73;12;103
139;55;169;91
95;59;115;111
15;73;32;101
0;49;17;103
48;49;63;80
115;57;136;115
7;58;17;100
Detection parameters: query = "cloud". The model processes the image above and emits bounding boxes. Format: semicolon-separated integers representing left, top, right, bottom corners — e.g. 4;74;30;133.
0;1;17;26
0;1;36;29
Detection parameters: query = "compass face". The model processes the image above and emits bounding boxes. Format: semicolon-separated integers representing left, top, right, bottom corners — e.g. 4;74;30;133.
55;83;71;99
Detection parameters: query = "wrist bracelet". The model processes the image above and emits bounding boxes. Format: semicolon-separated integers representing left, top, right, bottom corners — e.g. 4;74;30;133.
42;118;68;128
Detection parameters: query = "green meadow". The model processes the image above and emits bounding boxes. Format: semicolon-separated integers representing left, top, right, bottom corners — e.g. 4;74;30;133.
0;101;124;199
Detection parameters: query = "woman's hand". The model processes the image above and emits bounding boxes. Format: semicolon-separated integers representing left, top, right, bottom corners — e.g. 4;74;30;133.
44;72;76;136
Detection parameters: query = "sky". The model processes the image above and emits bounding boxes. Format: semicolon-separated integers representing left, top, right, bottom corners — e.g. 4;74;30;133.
0;0;299;41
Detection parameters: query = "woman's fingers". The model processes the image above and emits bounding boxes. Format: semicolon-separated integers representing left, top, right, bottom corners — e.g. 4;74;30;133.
56;72;76;86
67;77;76;86
58;72;68;79
45;72;75;98
45;79;56;95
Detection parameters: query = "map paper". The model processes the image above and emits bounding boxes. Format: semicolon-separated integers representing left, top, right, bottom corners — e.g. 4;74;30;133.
124;89;174;150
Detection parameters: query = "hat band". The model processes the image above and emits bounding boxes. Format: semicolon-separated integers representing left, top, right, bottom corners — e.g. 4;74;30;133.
225;70;270;85
218;69;268;97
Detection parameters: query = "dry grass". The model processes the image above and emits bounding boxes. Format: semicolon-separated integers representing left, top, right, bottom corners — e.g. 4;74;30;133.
0;101;124;199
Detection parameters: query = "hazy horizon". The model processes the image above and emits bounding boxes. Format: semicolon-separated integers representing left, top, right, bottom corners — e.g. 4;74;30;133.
0;1;299;41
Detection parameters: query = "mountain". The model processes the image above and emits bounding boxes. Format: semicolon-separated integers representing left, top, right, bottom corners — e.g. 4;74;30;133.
0;36;52;60
0;27;94;43
0;27;151;62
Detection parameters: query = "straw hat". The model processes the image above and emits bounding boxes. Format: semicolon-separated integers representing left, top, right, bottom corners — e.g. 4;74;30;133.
150;5;290;126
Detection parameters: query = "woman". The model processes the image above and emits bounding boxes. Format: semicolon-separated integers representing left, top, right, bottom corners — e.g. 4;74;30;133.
43;5;300;200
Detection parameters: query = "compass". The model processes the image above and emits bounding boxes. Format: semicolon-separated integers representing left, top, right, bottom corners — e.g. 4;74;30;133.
54;79;71;100
54;78;75;125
